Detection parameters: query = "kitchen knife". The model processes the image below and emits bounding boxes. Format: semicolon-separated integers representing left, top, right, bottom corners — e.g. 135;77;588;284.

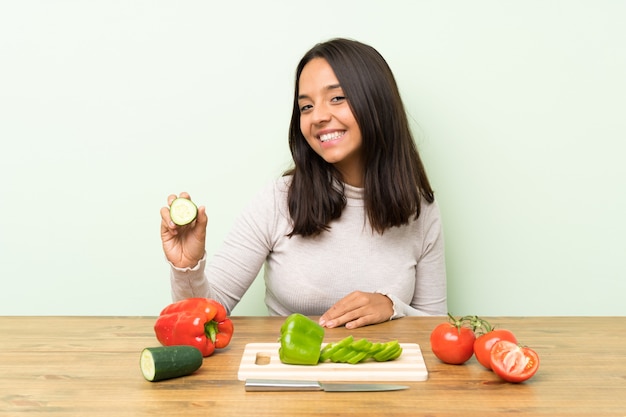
245;379;409;392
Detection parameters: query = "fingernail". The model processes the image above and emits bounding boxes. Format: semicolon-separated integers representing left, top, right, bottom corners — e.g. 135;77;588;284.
318;318;326;326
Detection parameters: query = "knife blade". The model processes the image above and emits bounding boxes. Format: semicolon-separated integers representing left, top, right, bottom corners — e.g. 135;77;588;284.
245;379;409;392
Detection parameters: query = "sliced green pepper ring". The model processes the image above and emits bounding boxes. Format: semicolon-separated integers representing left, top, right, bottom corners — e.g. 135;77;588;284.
319;336;354;362
346;351;369;364
373;341;402;362
351;338;373;352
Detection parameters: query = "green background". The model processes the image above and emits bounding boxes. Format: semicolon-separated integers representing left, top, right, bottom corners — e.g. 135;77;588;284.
1;1;624;316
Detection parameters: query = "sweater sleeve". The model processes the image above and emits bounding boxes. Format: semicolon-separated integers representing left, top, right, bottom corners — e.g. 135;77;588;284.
169;252;211;301
168;180;280;314
382;199;448;318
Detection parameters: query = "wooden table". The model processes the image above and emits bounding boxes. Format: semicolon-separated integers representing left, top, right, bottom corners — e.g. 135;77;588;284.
1;316;625;416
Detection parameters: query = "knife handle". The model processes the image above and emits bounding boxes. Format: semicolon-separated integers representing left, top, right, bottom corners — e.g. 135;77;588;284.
245;379;323;391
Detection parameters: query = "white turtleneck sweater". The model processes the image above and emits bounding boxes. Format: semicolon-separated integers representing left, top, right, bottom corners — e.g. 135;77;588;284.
169;176;447;318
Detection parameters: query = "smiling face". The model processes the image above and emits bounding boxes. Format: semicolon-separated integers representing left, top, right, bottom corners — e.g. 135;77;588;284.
297;58;364;187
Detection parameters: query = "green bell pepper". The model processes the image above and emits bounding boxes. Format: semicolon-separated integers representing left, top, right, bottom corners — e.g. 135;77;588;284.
278;313;325;365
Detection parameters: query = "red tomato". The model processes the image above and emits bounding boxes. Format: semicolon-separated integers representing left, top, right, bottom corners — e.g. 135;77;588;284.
430;322;476;365
490;340;540;383
474;328;517;369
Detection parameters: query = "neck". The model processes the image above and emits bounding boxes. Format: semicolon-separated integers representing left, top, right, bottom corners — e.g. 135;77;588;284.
334;161;364;188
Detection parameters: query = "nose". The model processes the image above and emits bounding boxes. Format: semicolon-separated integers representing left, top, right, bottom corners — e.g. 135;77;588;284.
311;103;331;124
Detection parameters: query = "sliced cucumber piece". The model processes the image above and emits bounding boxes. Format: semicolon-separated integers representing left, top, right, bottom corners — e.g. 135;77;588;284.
140;345;203;382
169;197;198;226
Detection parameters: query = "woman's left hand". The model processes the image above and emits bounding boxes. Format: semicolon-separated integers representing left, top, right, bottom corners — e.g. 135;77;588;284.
319;291;394;329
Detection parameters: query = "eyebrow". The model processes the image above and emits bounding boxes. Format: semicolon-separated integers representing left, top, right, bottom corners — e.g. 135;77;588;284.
298;83;342;101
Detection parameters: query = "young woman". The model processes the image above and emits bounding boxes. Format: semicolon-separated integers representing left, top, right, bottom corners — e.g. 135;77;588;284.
160;38;447;329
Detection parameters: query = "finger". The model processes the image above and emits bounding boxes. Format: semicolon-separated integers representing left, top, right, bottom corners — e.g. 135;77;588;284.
189;206;208;242
160;206;174;227
325;306;378;329
319;305;346;328
345;312;378;329
167;192;193;204
160;206;179;236
320;306;361;329
320;292;393;329
319;292;363;327
196;205;208;227
331;305;387;329
345;295;394;328
167;194;178;206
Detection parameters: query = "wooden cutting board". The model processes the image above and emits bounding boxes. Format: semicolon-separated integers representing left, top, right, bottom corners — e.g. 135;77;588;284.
237;343;428;382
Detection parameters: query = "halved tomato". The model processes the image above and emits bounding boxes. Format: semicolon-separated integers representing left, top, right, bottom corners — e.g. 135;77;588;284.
490;340;539;383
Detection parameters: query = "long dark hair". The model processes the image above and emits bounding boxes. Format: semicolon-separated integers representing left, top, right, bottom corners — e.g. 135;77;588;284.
285;38;434;237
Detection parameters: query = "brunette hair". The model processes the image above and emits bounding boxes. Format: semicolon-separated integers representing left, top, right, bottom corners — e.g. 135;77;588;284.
285;38;434;237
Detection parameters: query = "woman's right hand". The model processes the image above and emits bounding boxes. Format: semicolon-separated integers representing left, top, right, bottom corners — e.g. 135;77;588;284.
160;192;207;269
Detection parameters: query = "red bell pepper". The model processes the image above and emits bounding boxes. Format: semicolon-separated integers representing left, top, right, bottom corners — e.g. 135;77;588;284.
154;298;234;357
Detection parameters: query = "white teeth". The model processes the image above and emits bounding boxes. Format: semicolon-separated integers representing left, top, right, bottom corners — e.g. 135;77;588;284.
319;131;344;142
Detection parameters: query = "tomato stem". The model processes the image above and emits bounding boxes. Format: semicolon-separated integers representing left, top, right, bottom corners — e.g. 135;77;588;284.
446;313;473;334
464;315;493;335
447;313;495;336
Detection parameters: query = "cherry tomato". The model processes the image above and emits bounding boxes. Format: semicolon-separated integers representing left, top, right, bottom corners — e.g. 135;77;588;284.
474;328;517;369
430;318;476;365
490;340;540;383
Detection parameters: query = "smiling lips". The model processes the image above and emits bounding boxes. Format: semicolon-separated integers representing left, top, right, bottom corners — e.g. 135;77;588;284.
319;131;345;142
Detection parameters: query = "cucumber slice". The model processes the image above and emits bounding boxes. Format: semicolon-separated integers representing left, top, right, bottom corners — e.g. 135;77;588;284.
169;197;198;226
140;345;203;382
